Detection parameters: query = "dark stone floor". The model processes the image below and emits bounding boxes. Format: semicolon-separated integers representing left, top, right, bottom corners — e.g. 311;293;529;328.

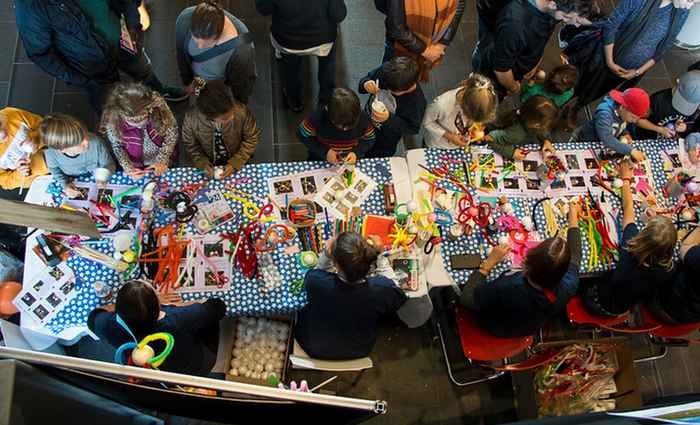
4;0;700;424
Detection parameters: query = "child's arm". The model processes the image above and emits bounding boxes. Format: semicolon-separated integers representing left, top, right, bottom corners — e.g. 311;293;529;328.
228;108;261;171
619;160;636;227
484;127;522;160
459;244;511;310
94;136;116;174
354;122;376;159
594;106;634;155
44;150;70;188
297;116;331;161
358;67;382;95
421;96;457;145
636;117;674;139
555;204;582;306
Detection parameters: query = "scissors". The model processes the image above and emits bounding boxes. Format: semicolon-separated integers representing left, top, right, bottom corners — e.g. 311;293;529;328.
456;192;491;228
423;235;441;255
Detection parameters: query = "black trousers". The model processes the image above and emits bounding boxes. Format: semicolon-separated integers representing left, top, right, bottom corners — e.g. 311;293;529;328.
278;43;337;105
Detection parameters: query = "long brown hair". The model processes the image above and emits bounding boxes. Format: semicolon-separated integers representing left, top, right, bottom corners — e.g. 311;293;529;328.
497;95;558;133
626;216;677;270
523;236;571;289
456;73;498;124
332;232;380;284
100;82;171;138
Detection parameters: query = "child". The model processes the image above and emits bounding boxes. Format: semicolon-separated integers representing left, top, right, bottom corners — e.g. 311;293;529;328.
422;73;499;149
686;132;699;164
0;107;47;195
40;114;115;198
358;56;427;158
582;160;677;317
294;232;407;359
297;88;376;164
88;279;226;377
101;83;178;180
459;202;581;337
182;80;260;179
635;70;700;140
520;64;578;108
578;88;649;163
649;227;700;324
484;95;558;160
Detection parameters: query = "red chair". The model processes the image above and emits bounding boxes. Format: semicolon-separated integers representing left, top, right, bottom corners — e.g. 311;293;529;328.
630;305;700;362
437;306;555;386
566;296;659;334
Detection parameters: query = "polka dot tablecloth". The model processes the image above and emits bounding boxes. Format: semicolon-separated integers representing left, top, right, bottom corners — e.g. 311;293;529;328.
45;159;395;334
423;140;681;285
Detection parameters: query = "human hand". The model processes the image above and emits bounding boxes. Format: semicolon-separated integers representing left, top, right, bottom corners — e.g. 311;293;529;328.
630;149;646;163
17;158;31;177
658;126;675;139
220;164;235;179
326;149;340;164
203;164;215;178
63;184;81;199
484;244;511;270
676;121;687;133
368;234;383;249
568;200;581;222
158;292;182;305
619;159;634;179
371;107;390;123
149;162;168;176
541;139;555;155
422;44;445;63
620;69;638;80
607;61;629;77
445;132;469;146
508;80;521;96
513;148;527;161
363;80;380;95
343;152;357;164
127;168;148;180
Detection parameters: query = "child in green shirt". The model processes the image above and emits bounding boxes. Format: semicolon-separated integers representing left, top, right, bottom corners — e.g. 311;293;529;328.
521;64;578;108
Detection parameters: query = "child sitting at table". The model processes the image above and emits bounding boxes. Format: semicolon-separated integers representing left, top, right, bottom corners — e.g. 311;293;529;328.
521;64;578;108
297;88;376;164
182;80;260;179
0;107;47;197
648;226;700;324
459;202;581;337
582;160;677;317
358;56;426;158
101;82;178;180
294;232;407;359
578;88;650;163
88;279;226;377
40;113;115;198
422;73;498;149
483;95;558;160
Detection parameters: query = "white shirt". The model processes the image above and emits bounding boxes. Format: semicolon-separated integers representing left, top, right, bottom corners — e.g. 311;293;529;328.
422;88;471;150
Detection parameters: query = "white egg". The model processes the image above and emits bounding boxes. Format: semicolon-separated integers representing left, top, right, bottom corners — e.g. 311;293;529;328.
254;363;264;372
265;363;275;371
229;368;239;376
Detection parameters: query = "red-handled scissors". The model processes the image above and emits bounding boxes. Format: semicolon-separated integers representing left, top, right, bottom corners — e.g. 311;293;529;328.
456;192;491;228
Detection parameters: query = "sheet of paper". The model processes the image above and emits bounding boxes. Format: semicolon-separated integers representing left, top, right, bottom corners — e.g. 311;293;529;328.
192;188;237;234
62;182;143;236
13;262;78;326
176;234;232;293
314;165;378;220
0;122;31;170
267;167;337;222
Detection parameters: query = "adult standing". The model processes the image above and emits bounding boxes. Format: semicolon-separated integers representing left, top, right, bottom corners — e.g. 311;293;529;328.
15;0;187;112
472;0;595;98
375;0;466;81
564;0;692;108
176;1;257;104
255;0;347;112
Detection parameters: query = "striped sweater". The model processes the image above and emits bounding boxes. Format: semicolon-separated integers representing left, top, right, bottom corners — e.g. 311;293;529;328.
297;109;376;161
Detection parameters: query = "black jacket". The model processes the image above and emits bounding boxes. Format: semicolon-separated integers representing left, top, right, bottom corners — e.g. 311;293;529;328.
255;0;347;50
375;0;466;55
15;0;140;86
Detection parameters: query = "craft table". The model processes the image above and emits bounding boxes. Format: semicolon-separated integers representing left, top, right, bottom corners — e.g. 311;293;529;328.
20;157;432;348
406;139;682;289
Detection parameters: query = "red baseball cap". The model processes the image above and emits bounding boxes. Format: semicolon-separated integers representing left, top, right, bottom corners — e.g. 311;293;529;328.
609;88;650;117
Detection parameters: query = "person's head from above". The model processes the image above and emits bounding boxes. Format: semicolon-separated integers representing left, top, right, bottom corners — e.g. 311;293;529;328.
523;236;571;290
514;95;558;132
381;56;420;95
672;0;694;9
539;0;599;26
104;82;162;128
330;232;380;284
116;279;160;336
458;73;499;125
610;88;650;124
672;70;700;116
327;88;361;131
627;216;677;270
543;64;578;95
196;80;237;124
191;1;226;49
39;113;89;156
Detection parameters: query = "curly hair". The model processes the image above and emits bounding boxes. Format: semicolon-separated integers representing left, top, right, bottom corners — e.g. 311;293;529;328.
457;73;499;124
100;82;172;139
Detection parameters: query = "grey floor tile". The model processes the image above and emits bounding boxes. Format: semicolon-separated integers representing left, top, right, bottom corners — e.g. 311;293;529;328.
0;23;16;81
638;77;675;96
276;143;308;163
144;0;191;22
52;92;98;131
0;82;8;108
14;35;30;64
0;0;15;22
8;63;54;115
251;138;275;164
663;47;700;81
634;360;661;403
654;346;693;397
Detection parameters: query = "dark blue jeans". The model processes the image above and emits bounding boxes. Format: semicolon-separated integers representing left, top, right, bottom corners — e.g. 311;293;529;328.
279;43;337;105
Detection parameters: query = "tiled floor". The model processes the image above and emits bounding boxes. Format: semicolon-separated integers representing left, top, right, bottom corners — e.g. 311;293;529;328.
5;0;700;423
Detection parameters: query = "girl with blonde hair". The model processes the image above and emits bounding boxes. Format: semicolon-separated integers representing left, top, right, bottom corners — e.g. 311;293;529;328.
422;73;498;149
101;83;178;180
583;160;678;316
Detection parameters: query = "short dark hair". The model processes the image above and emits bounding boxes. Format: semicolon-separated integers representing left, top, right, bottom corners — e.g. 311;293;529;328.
381;56;420;92
327;88;361;130
332;232;380;284
523;237;571;289
543;64;578;95
554;0;600;18
191;1;225;40
115;280;160;336
196;80;236;119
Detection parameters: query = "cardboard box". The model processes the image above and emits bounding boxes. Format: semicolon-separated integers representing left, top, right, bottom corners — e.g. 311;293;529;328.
512;337;642;419
222;315;294;386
